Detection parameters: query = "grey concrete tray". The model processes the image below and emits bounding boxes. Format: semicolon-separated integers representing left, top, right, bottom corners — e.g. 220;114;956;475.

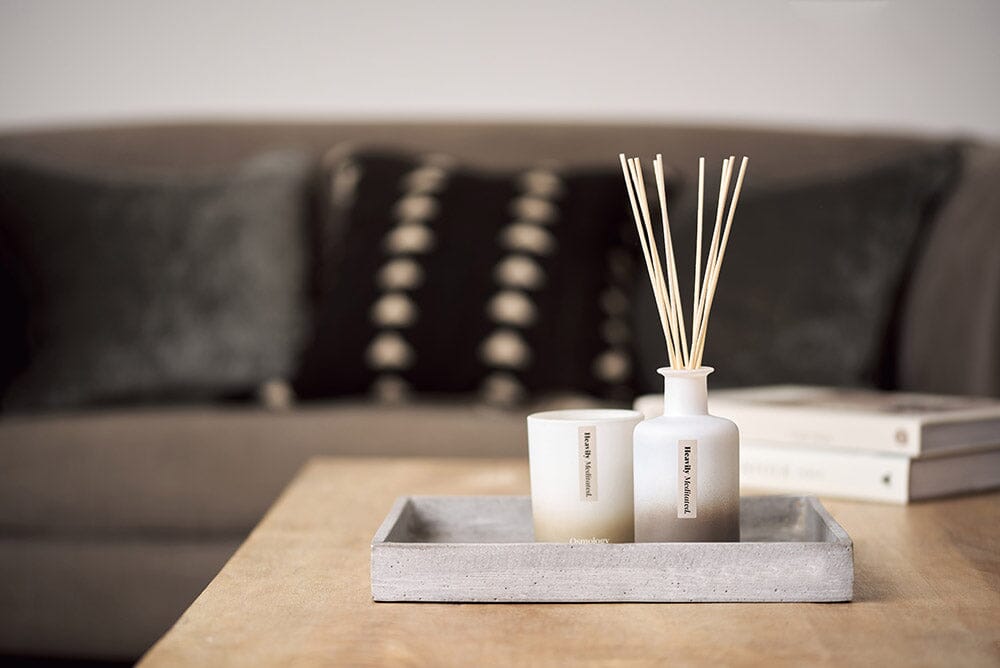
371;495;853;603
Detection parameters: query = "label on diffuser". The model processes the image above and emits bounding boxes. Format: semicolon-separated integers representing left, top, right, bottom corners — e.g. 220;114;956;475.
578;426;598;502
678;439;698;518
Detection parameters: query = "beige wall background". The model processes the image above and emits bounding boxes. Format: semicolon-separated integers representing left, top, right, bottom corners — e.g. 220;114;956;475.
1;0;998;139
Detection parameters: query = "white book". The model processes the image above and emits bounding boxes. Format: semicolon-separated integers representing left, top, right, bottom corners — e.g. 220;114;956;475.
634;385;1000;458
739;440;1000;504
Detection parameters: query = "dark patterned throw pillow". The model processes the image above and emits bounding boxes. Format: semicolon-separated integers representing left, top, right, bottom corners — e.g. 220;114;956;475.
294;148;648;405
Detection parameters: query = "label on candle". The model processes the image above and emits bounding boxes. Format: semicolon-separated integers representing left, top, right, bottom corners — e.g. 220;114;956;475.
678;439;698;518
578;426;598;501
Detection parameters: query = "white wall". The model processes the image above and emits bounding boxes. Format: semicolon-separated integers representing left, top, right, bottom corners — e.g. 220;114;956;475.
1;0;998;139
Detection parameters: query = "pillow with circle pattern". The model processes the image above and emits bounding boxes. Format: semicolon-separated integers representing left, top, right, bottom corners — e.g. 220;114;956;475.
293;147;668;405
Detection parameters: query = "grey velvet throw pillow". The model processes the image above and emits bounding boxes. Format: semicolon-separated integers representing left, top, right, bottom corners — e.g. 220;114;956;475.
633;146;961;392
0;150;312;411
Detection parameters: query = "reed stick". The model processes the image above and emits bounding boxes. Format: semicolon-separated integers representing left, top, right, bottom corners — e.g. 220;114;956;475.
619;154;676;368
630;158;681;367
654;155;689;368
690;157;734;356
691;156;749;367
693;157;705;334
620;152;748;370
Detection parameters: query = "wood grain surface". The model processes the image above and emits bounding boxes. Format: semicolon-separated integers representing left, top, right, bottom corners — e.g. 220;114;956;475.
140;457;1000;667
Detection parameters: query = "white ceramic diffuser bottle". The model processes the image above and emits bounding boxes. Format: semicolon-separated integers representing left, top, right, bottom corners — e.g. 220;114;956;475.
618;152;749;543
633;367;739;542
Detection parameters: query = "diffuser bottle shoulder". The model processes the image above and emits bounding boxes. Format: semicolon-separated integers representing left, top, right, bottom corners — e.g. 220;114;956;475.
710;414;740;437
634;414;738;440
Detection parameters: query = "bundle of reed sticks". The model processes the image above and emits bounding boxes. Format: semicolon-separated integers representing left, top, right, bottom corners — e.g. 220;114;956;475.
619;153;748;370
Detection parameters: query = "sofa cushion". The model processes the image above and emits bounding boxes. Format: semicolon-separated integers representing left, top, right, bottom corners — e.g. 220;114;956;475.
0;400;581;533
0;537;239;659
294;148;647;404
0;150;313;411
633;146;962;392
898;145;1000;396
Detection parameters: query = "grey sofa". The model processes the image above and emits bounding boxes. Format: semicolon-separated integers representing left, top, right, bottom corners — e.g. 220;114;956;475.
1;121;998;660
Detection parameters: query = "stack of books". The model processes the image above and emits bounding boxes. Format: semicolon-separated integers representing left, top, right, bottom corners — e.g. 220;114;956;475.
634;385;1000;503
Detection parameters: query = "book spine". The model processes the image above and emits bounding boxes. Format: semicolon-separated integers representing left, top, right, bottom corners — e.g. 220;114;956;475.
739;441;912;504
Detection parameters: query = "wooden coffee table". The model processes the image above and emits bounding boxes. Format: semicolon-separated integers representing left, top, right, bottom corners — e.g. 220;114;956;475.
140;457;999;666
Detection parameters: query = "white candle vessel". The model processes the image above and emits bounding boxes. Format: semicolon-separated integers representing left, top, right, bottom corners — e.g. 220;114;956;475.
633;367;740;542
527;409;643;543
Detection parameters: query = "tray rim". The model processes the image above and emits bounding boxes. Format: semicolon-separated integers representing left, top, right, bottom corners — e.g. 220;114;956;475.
371;494;853;547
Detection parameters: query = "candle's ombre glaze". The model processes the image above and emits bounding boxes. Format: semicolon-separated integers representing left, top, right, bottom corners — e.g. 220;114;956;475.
527;409;642;543
633;367;740;542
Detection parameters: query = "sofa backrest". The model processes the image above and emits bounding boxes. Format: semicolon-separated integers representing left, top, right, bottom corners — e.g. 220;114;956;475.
0;119;945;190
1;121;996;398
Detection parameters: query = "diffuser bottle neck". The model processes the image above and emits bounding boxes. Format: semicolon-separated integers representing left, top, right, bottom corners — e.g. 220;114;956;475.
659;367;713;417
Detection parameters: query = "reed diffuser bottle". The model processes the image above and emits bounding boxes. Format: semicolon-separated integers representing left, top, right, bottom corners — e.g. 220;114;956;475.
619;152;748;542
633;367;739;541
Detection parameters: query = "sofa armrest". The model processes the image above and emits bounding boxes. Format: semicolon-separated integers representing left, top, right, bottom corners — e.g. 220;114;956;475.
898;145;1000;396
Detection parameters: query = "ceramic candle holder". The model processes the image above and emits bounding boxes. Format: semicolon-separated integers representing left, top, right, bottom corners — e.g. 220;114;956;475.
633;367;740;542
527;409;643;543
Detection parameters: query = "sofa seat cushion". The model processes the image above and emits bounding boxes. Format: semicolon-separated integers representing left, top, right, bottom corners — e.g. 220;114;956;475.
0;400;604;533
0;536;239;659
